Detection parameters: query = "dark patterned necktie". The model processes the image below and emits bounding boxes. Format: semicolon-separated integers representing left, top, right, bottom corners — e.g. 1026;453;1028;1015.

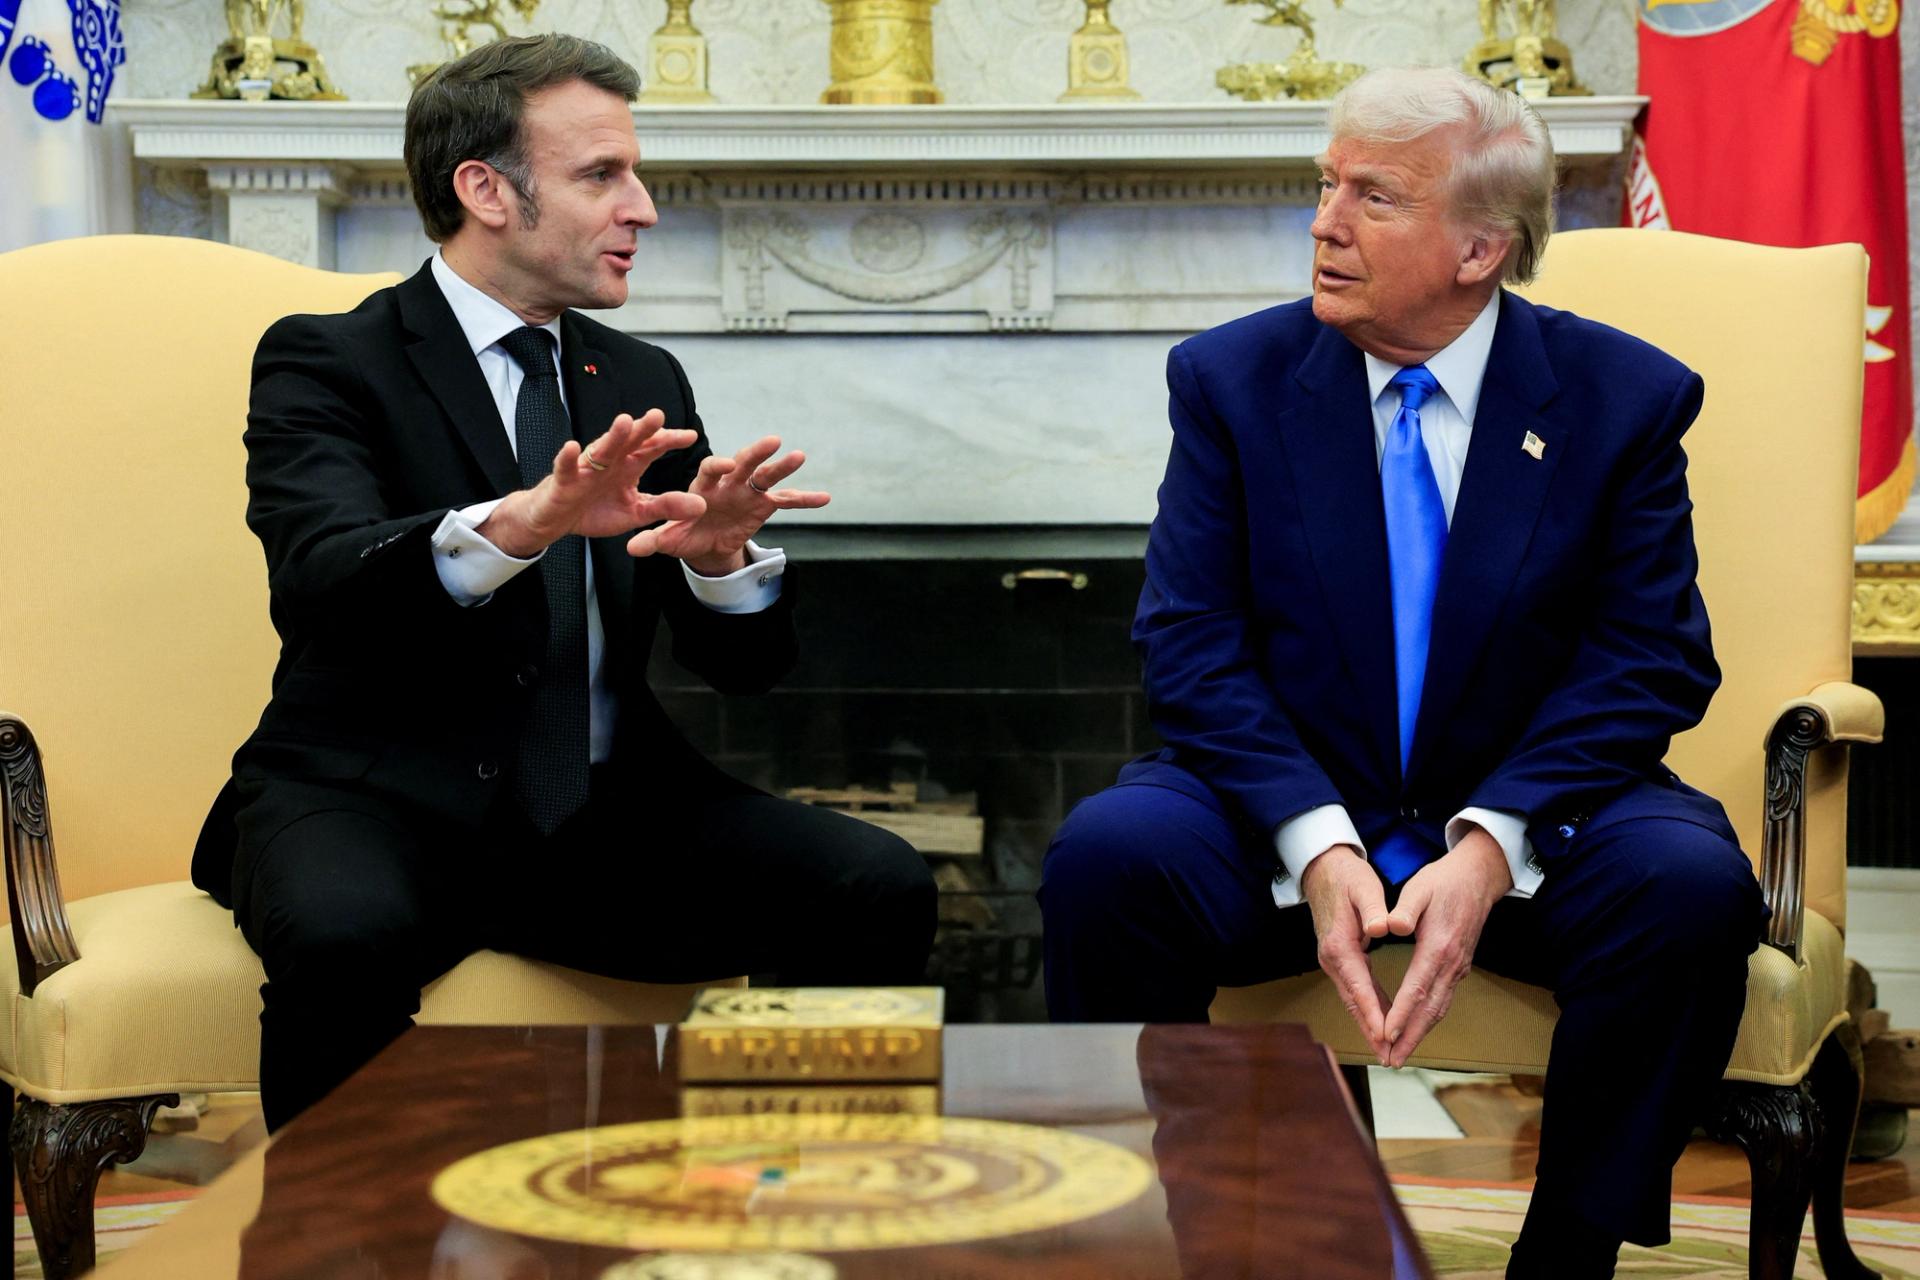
497;325;590;834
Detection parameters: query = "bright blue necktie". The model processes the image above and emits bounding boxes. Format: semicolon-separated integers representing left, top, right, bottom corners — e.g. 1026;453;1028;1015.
1372;364;1447;886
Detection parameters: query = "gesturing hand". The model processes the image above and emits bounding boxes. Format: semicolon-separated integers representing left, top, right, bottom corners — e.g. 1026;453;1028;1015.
478;409;703;558
627;435;831;577
1301;846;1394;1063
1378;827;1512;1068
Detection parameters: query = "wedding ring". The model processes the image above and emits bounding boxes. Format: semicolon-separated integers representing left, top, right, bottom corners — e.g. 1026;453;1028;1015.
747;478;770;494
582;447;609;472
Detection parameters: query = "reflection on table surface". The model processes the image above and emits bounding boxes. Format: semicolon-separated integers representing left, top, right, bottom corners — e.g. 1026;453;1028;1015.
98;1023;1429;1280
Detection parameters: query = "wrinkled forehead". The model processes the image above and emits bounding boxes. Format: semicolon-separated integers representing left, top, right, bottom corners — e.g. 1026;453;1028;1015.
1315;130;1459;185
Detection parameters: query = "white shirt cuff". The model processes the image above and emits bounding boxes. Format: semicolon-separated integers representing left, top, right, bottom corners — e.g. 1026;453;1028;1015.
1448;807;1543;899
1270;804;1365;909
431;500;541;607
683;541;785;615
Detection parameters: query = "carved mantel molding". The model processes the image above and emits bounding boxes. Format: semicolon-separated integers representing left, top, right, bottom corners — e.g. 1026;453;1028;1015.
1854;559;1920;653
115;97;1647;174
111;96;1647;329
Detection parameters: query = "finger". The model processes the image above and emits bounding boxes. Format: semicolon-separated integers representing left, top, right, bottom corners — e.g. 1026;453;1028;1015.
589;412;641;458
763;488;832;510
1385;881;1427;937
549;439;588;484
632;490;706;526
746;449;809;491
732;435;784;474
626;524;668;558
1383;939;1453;1054
1350;871;1392;939
614;408;665;443
690;454;737;496
1321;942;1388;1060
1388;985;1455;1069
625;428;698;463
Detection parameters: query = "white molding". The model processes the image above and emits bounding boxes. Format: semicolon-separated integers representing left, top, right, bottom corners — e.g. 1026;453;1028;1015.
1845;867;1920;1026
112;97;1647;172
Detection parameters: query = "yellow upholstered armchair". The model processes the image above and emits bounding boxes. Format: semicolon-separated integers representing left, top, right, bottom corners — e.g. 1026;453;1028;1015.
1213;229;1883;1278
0;235;724;1280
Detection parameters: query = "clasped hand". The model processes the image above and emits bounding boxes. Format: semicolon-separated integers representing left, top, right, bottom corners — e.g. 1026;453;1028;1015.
1300;828;1511;1068
477;409;830;576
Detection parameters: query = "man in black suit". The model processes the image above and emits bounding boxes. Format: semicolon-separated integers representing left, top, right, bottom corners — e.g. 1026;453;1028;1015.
192;33;936;1131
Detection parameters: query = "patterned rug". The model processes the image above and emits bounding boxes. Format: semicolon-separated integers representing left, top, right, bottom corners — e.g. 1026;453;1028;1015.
20;1182;1920;1277
13;1191;199;1278
1396;1178;1920;1278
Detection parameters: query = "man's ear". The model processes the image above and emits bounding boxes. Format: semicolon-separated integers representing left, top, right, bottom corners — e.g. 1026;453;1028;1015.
451;159;513;231
1457;232;1512;288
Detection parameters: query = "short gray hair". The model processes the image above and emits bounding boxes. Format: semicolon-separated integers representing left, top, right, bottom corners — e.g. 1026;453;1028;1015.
1328;67;1556;285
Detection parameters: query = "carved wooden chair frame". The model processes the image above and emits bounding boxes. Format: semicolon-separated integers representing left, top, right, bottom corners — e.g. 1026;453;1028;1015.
3;715;181;1280
1335;699;1879;1280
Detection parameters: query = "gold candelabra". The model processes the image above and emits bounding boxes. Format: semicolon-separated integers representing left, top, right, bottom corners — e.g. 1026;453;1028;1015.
405;0;538;89
1216;0;1362;102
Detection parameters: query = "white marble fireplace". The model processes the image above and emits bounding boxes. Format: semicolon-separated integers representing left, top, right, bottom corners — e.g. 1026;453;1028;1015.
112;97;1642;529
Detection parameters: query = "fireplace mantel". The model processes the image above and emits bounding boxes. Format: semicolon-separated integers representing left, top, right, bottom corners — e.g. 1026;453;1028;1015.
110;95;1646;528
118;97;1646;175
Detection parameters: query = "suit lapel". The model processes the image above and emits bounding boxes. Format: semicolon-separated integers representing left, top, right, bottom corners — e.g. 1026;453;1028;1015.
1279;322;1401;785
561;315;637;633
397;264;522;496
1406;292;1565;782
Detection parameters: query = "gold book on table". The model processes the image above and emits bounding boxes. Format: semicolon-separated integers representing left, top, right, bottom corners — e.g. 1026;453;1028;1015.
678;987;944;1083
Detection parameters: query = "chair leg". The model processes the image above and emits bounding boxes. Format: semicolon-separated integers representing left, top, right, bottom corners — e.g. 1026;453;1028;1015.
1704;1080;1818;1280
1806;1027;1881;1280
5;1084;12;1280
1340;1062;1375;1139
10;1093;176;1280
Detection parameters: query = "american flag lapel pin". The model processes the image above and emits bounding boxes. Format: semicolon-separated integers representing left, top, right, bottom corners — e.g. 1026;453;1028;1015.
1522;431;1546;460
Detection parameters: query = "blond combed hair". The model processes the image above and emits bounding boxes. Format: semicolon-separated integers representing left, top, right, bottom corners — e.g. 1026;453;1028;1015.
1328;67;1557;285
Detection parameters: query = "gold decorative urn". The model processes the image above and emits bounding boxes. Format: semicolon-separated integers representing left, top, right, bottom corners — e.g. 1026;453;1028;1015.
821;0;942;105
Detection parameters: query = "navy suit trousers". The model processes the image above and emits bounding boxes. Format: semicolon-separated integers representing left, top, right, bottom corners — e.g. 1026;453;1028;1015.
1039;757;1765;1246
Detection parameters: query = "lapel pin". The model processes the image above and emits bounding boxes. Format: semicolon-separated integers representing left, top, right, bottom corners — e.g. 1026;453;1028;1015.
583;363;598;375
1522;431;1546;460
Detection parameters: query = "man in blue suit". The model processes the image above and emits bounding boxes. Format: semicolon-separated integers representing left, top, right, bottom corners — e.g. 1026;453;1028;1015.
1040;68;1765;1278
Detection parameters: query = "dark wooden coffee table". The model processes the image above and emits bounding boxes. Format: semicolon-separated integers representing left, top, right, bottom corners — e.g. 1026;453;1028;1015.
101;1022;1430;1279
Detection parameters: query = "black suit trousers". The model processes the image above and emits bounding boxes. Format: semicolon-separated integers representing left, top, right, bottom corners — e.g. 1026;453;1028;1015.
232;768;936;1131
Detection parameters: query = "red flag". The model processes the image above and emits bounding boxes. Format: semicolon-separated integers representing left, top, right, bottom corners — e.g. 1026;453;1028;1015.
1631;0;1913;542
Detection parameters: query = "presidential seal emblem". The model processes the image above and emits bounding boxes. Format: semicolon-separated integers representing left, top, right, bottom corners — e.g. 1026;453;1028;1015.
1639;0;1774;36
430;1113;1153;1253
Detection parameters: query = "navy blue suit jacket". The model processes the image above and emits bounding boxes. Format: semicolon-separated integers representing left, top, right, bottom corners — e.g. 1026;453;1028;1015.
1135;290;1734;866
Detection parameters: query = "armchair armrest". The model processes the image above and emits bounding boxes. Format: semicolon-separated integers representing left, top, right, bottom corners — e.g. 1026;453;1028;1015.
1761;682;1884;962
1779;681;1885;745
0;714;80;996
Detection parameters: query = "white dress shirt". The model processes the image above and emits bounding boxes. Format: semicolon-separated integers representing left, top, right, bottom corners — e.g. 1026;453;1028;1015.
1272;290;1544;907
422;251;785;763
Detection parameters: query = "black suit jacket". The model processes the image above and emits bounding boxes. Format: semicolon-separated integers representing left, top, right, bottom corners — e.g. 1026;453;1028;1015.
191;262;796;905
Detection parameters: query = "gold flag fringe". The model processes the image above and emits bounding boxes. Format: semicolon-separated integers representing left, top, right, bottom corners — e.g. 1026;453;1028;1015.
1858;434;1917;545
